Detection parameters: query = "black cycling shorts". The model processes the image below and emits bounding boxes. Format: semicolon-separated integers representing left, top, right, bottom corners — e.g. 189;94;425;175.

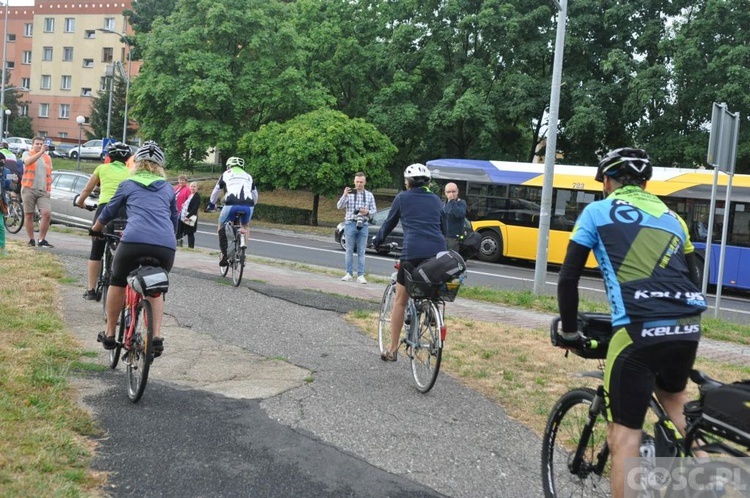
110;242;175;288
604;327;698;429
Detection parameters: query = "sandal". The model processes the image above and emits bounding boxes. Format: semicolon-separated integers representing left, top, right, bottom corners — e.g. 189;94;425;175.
380;350;397;362
153;337;164;358
97;331;116;350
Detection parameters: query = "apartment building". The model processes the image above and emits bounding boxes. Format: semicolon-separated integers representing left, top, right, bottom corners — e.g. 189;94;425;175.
1;1;137;142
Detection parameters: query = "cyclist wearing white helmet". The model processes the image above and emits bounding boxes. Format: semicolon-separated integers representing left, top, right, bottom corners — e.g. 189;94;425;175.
90;140;177;357
209;156;258;266
76;141;133;300
372;163;447;361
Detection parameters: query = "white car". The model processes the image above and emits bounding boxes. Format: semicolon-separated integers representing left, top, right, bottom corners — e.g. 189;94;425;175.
6;136;33;154
68;139;106;160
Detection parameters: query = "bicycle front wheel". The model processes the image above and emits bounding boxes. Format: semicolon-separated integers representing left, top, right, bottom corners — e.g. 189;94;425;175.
4;198;23;234
232;246;245;286
541;388;610;498
410;300;443;393
126;299;154;403
377;283;396;354
109;307;126;369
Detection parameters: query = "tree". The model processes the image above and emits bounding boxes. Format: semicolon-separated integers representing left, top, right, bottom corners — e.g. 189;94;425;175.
129;0;332;170
3;87;32;138
123;0;178;59
88;75;128;141
239;109;396;225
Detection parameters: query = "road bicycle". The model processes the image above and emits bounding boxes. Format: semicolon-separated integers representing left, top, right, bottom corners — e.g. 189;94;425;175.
542;313;750;497
377;259;463;393
99;231;169;402
219;213;247;287
3;191;39;234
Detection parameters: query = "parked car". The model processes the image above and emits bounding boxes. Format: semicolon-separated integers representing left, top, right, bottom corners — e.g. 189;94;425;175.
51;143;75;158
68;139;106;160
50;170;98;228
6;136;33;154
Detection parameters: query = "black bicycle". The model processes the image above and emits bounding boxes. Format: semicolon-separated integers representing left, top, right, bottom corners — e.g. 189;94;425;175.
542;313;750;497
96;218;127;321
3;191;39;234
219;213;247;287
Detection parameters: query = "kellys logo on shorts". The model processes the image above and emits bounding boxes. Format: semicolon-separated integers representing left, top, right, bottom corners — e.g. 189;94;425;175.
641;323;701;338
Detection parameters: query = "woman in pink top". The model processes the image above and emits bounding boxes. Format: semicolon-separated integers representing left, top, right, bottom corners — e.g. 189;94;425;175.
174;175;191;245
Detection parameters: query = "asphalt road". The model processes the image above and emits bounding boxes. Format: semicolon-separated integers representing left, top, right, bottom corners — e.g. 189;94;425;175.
52;235;545;498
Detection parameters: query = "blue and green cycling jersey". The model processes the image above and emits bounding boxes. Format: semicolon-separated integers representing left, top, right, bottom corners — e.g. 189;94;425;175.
570;185;707;327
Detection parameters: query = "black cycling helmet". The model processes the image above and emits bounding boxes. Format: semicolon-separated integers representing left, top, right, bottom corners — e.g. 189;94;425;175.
134;140;165;167
595;147;652;183
107;141;131;162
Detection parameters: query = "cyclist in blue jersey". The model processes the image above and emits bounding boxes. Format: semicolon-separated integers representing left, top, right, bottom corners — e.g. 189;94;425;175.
372;163;447;361
209;157;258;267
557;147;707;498
90;141;177;357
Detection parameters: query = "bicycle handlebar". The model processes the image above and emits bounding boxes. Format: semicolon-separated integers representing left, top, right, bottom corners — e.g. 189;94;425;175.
74;194;97;211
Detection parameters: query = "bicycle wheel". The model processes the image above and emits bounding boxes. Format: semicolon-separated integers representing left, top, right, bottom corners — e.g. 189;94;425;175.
541;388;611;498
410;300;443;393
109;306;126;370
4;198;23;234
377;283;396;354
232;245;245;287
126;299;154;403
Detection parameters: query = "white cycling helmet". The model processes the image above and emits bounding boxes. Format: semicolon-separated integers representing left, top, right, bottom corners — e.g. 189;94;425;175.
404;163;431;180
134;140;165;167
226;156;245;169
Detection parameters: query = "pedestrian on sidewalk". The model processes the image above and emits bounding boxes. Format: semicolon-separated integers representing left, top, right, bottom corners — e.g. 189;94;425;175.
337;172;376;284
178;182;201;249
20;137;54;248
443;182;466;252
174;175;191;246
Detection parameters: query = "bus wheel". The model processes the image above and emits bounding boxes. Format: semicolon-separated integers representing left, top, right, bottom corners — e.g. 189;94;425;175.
477;231;502;263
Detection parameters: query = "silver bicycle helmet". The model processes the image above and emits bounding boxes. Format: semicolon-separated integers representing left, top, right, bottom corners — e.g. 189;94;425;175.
226;156;245;169
404;163;431;180
134;140;165;167
107;141;132;162
595;147;652;182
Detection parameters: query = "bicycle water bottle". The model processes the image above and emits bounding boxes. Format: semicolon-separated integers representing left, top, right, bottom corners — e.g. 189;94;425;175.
124;308;131;329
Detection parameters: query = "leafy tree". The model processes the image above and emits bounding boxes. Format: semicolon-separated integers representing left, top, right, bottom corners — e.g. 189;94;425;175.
129;0;332;170
88;75;128;141
239;108;396;225
3;87;32;139
123;0;178;60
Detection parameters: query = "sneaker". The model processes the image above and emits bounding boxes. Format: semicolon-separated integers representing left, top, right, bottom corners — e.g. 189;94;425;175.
83;289;97;301
177;238;183;247
219;255;229;267
341;273;353;282
37;239;54;248
153;337;164;358
380;350;397;362
357;275;367;284
27;239;35;247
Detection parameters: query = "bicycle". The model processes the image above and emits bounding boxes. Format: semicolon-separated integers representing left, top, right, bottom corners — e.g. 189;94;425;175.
3;191;39;234
377;256;464;393
541;313;750;497
99;231;169;402
218;212;247;287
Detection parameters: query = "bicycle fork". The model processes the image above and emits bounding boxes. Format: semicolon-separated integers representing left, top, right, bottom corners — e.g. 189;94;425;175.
570;385;609;477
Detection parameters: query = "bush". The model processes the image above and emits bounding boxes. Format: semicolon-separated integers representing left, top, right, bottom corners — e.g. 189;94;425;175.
253;204;312;225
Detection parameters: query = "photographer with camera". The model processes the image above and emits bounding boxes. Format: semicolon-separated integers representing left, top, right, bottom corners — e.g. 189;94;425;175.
337;172;377;284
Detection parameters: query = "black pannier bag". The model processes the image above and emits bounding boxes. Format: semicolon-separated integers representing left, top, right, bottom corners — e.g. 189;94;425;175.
412;250;466;285
127;266;170;297
699;380;750;447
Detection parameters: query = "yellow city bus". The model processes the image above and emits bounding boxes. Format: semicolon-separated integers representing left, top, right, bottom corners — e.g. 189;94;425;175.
426;158;750;289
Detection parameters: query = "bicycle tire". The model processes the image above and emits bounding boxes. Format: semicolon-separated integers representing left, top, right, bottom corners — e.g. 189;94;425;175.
109;307;126;369
4;198;23;234
232;246;244;287
377;283;396;354
126;299;154;403
410;300;443;393
541;388;611;498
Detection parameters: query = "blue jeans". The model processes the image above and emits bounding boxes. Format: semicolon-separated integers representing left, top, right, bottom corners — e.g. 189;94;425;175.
344;220;369;277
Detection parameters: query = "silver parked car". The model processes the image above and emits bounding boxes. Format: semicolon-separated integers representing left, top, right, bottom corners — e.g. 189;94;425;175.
50;170;99;228
68;139;107;160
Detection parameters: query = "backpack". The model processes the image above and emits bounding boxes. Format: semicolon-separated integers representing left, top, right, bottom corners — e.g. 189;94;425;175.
412;250;466;285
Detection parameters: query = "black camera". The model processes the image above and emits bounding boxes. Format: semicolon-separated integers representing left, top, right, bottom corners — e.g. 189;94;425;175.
356;215;366;230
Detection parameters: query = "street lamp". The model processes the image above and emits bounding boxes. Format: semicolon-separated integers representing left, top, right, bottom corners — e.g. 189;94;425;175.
4;108;9;137
75;115;86;171
0;0;10;137
97;28;132;143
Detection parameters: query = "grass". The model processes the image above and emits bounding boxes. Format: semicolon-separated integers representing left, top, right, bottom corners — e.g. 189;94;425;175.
0;241;104;496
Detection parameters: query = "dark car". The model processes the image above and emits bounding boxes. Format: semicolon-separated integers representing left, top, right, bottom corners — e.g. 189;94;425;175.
51;143;75;158
334;207;477;258
50;170;98;228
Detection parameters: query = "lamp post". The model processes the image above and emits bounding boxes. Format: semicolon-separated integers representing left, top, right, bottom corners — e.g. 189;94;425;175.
105;64;114;140
0;0;10;137
4;108;9;136
97;28;132;143
75;115;86;171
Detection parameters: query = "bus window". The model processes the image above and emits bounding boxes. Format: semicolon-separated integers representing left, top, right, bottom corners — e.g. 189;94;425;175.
729;203;750;247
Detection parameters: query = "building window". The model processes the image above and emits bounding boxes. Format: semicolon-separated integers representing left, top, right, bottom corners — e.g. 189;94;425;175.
22;51;31;64
81;88;92;97
83;59;94;68
5;61;13;69
84;30;95;39
39;131;48;138
24;24;32;37
63;47;74;62
21;78;30;89
59;104;70;119
99;76;108;91
102;47;113;63
64;18;75;33
104;18;116;31
42;47;53;61
19;105;28;117
39;104;50;118
59;132;68;139
40;75;51;90
61;75;72;90
7;34;15;42
44;18;54;33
